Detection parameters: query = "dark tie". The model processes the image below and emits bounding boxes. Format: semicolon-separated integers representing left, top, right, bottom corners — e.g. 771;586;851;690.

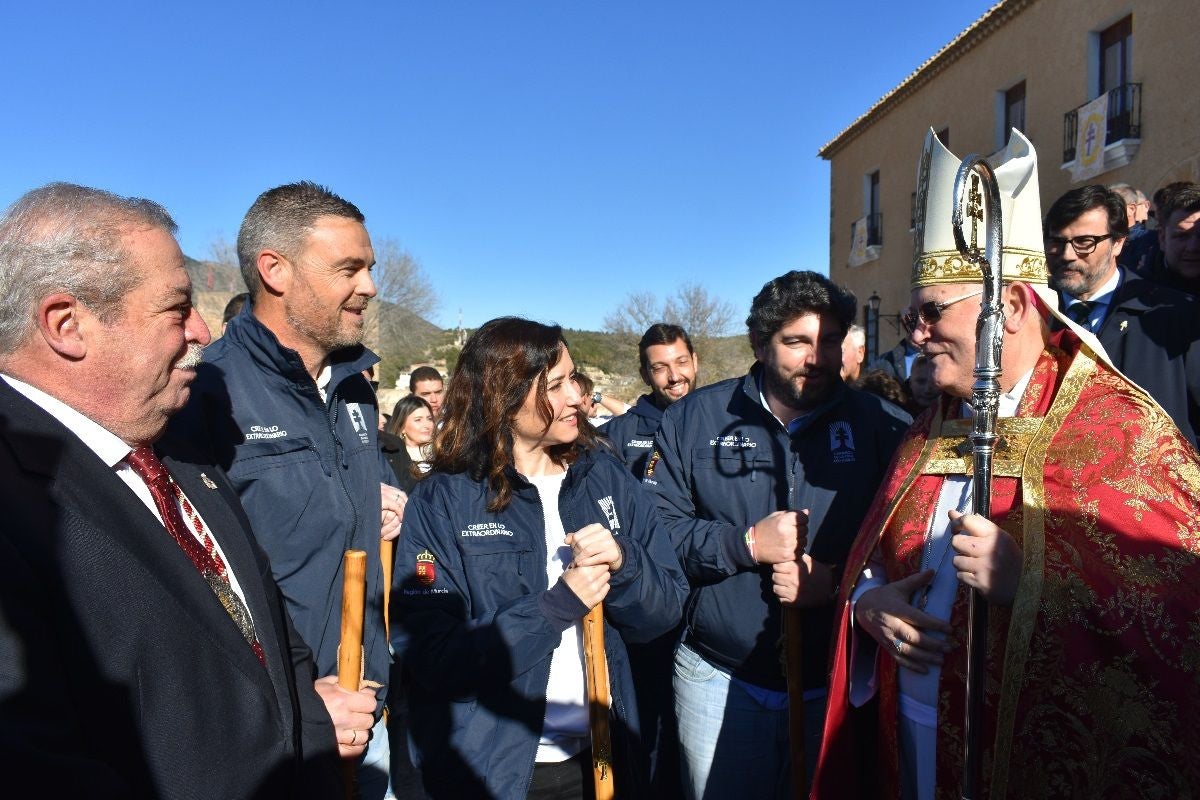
1066;300;1095;329
125;447;265;667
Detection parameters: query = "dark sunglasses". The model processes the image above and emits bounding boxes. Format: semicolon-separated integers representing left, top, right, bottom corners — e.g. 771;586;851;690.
902;289;984;332
1045;233;1114;256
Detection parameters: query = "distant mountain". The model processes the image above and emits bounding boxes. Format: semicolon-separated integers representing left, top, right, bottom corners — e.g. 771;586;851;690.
185;256;244;294
183;255;753;402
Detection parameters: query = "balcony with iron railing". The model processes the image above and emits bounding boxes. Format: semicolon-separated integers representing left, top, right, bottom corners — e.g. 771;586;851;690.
849;212;883;247
1062;82;1141;167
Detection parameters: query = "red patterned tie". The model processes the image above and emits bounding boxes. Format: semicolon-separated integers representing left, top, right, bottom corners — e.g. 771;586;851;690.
125;447;265;667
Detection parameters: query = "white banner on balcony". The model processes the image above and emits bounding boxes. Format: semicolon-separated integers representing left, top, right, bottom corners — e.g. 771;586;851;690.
848;216;868;267
1072;94;1108;181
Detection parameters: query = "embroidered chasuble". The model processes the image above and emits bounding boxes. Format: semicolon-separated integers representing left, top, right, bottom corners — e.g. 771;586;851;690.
812;334;1200;799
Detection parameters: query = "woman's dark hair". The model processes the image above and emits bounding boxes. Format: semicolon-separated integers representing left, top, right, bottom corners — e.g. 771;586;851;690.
432;316;599;511
385;394;433;439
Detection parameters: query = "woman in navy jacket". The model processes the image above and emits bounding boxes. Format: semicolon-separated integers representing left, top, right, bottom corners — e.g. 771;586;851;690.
393;317;688;800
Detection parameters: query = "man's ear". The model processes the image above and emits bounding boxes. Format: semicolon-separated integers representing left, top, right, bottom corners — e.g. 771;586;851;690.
749;332;766;363
37;293;88;358
257;249;293;295
1002;283;1036;334
1111;234;1126;260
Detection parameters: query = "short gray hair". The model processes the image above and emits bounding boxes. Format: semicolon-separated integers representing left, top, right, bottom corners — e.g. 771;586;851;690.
1107;182;1138;205
846;324;866;347
0;183;177;355
236;181;365;298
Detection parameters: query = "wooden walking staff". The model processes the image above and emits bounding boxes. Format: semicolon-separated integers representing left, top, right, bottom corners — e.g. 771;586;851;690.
338;549;368;799
582;604;615;800
380;539;394;637
950;155;1005;800
783;606;806;796
783;505;812;797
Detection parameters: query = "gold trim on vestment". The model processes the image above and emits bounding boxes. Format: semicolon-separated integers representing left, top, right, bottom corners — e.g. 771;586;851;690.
843;418;946;596
919;417;1043;478
988;348;1095;797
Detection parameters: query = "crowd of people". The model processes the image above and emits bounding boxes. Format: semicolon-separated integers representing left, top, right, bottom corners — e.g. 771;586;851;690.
1;124;1198;800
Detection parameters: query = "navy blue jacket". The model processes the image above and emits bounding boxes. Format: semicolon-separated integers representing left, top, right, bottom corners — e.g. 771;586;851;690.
1092;267;1200;448
646;366;910;691
170;307;395;707
599;394;663;478
392;448;688;799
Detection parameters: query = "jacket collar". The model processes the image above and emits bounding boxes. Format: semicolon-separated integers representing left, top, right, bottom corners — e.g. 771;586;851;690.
738;363;848;435
507;446;598;496
223;305;380;391
628;394;664;423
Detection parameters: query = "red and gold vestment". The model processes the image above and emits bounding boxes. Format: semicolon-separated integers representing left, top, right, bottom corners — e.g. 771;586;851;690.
812;334;1200;799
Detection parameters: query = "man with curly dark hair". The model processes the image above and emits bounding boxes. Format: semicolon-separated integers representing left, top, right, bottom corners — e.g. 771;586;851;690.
646;270;911;798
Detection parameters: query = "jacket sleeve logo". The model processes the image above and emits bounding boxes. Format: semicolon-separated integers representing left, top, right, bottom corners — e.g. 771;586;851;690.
645;450;661;478
598;496;621;532
346;402;372;445
416;549;437;586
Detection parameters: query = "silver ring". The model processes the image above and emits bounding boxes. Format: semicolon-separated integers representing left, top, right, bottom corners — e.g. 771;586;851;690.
892;637;904;654
349;729;358;746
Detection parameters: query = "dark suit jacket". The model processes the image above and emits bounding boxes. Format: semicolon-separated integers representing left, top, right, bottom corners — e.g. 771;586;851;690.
1093;268;1200;448
0;381;341;798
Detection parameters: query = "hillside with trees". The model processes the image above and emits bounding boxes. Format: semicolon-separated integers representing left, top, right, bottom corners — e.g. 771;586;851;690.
185;244;753;403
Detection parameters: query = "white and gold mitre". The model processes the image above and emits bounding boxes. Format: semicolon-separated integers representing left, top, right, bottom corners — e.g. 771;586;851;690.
911;127;1048;289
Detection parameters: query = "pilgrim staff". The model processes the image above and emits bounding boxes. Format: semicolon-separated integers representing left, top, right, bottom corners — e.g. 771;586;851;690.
583;605;615;800
784;607;806;796
338;550;368;799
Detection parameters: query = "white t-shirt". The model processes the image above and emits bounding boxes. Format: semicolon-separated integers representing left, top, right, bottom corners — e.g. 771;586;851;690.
527;471;589;762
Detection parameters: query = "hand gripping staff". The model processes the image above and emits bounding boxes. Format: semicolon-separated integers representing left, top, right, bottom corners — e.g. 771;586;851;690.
582;604;615;800
338;550;367;799
950;155;1005;800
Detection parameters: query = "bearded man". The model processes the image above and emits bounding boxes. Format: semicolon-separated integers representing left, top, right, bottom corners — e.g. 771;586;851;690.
647;270;911;798
813;130;1200;799
171;182;404;799
602;322;700;478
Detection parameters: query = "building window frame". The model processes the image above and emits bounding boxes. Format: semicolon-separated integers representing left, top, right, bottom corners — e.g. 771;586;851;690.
996;80;1026;148
863;170;882;247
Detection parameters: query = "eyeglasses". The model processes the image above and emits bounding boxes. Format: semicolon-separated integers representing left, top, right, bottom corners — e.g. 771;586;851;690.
1045;233;1115;256
902;289;984;332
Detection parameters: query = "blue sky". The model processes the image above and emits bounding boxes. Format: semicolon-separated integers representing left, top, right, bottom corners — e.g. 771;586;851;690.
0;0;994;331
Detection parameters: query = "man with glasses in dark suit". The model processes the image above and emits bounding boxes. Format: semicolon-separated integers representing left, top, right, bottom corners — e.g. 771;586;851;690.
1045;184;1200;448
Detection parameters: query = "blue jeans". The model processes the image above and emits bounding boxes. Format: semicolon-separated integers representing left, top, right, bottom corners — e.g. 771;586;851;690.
673;643;824;800
358;715;395;800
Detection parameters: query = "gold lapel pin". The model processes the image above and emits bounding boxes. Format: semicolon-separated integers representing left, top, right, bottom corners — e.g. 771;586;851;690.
1119;320;1128;332
200;473;218;489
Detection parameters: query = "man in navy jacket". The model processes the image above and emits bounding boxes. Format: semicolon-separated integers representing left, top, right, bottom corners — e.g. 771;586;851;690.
171;182;403;798
1045;184;1200;448
603;323;699;479
646;270;910;799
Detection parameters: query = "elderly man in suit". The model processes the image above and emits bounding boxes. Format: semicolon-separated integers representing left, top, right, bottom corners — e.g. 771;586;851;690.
0;183;349;798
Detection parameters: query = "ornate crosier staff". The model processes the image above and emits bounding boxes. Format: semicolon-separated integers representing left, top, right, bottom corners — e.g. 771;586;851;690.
950;156;1004;800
